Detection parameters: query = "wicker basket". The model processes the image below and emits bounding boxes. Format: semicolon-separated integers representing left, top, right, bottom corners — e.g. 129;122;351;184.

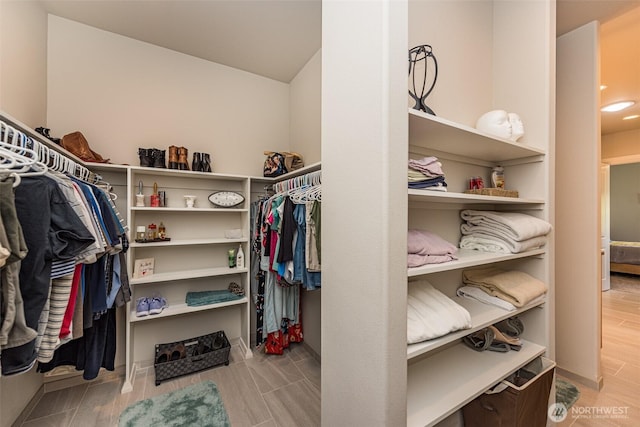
464;187;519;198
154;330;231;386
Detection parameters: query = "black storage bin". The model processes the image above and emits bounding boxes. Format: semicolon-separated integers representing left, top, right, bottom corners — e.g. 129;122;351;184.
154;330;231;386
462;357;555;427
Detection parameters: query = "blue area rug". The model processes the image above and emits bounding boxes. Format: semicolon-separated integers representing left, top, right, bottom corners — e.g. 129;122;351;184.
119;380;230;427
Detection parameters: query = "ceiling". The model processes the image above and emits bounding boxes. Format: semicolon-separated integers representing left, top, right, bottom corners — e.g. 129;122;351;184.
38;0;640;134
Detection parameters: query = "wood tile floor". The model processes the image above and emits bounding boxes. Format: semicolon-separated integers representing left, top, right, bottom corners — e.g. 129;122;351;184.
557;273;640;426
16;343;320;427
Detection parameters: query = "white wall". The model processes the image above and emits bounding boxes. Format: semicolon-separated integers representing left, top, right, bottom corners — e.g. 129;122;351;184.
0;2;48;426
0;0;48;128
555;21;602;388
322;0;408;424
46;15;290;176
610;163;640;241
290;49;321;165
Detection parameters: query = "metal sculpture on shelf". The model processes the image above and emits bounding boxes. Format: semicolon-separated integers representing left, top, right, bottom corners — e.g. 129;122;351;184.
408;44;438;115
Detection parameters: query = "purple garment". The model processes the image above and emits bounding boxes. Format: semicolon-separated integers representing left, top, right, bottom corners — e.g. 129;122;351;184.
408;156;444;176
407;229;458;256
408;253;458;268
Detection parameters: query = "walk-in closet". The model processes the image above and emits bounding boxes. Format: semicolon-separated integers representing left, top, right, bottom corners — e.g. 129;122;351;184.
2;1;558;426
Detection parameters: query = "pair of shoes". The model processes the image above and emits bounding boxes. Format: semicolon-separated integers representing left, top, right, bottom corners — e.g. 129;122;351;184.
135;296;168;317
191;152;212;172
138;148;167;168
212;331;227;350
462;327;512;353
168;146;191;170
156;343;187;364
494;316;524;337
35;127;62;145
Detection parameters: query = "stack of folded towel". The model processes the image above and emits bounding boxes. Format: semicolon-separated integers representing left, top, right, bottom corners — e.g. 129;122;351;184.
459;209;552;253
408;229;458;267
408;156;447;191
408;279;472;344
457;266;547;309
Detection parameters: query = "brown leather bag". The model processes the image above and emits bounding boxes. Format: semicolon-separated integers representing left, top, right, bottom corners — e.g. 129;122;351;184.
61;131;110;163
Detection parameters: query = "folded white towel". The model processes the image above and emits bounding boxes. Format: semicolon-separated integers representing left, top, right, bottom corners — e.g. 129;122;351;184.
457;286;546;311
407;280;472;344
461;210;552;242
460;233;547;254
456;285;517;311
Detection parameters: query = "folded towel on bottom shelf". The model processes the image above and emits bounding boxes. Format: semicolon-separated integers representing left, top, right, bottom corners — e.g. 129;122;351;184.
185;290;242;307
407;280;472;344
462;267;548;308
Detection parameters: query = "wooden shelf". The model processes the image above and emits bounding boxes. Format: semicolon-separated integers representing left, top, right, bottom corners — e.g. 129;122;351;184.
408;109;546;162
130;266;248;285
408;189;544;205
407;297;545;360
407;248;545;277
407;339;546;427
129;297;248;323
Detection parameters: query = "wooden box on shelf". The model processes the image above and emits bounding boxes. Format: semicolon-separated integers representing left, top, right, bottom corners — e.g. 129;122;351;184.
464;188;519;198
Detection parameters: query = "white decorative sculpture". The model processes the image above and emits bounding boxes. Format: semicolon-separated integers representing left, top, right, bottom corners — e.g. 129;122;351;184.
476;110;525;141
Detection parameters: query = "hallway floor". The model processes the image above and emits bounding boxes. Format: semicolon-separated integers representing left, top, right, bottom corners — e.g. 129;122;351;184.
557;273;640;426
15;343;320;427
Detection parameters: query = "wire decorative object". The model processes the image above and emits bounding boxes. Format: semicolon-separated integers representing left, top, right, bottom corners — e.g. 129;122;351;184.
408;44;438;115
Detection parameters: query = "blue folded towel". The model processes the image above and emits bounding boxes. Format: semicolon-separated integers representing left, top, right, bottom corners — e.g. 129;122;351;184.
185;290;242;307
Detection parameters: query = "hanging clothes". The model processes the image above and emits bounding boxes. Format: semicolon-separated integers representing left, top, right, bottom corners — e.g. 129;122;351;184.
1;175;95;375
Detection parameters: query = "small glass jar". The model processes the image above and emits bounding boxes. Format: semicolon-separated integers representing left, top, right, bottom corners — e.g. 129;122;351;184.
158;222;166;239
147;223;157;240
136;226;146;241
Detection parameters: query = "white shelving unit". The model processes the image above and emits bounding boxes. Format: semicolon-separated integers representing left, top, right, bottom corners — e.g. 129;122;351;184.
120;166;253;393
406;111;551;425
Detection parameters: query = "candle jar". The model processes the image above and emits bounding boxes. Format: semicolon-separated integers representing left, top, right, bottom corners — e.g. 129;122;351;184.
147;223;157;240
136;226;146;241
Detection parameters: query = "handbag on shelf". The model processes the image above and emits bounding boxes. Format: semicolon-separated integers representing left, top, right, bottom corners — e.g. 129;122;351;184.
263;151;304;177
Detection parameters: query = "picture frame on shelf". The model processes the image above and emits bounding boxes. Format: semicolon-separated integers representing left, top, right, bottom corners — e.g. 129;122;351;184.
133;257;155;278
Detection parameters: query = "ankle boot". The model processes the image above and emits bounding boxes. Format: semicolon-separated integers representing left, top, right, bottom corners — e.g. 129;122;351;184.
201;153;212;172
138;148;153;167
177;147;190;170
152;149;167;168
192;152;202;172
168;145;179;169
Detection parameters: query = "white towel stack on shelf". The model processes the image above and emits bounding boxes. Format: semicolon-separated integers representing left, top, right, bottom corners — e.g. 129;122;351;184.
459;210;552;254
407;280;472;344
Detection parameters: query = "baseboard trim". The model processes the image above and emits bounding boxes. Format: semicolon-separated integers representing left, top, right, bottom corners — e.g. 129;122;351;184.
555;366;603;391
43;365;125;393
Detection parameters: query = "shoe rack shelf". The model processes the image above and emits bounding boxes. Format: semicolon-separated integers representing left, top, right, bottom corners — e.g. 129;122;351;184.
120;166;252;393
129;297;249;323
